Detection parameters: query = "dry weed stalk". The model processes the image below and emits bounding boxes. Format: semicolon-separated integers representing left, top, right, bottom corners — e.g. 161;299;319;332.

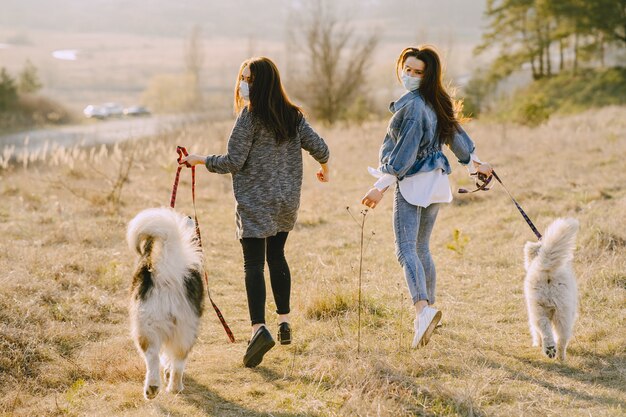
107;147;135;206
346;206;370;356
89;144;136;209
398;282;404;351
42;144;136;212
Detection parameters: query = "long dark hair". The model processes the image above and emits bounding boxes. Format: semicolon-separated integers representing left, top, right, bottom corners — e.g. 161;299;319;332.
396;46;460;145
234;57;302;143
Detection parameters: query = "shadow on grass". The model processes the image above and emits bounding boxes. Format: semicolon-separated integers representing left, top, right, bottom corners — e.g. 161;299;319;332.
178;375;322;417
485;354;626;409
256;342;490;416
510;347;626;394
180;355;488;416
370;362;489;417
253;365;289;382
152;403;189;417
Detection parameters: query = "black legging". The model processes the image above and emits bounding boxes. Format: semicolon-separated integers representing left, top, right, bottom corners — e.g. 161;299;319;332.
240;232;291;325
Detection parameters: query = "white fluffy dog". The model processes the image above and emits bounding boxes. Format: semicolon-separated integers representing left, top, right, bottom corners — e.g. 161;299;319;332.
127;207;204;399
523;217;579;361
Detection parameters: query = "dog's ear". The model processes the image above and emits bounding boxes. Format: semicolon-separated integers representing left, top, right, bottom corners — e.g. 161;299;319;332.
524;241;541;271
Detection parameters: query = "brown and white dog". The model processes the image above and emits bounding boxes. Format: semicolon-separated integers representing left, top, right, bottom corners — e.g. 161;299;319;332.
523;217;579;361
127;207;204;399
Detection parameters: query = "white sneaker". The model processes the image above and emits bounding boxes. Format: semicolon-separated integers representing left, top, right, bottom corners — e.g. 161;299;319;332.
412;306;442;348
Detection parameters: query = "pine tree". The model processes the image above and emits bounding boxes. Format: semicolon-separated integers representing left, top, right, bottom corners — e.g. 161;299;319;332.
476;0;543;82
477;0;625;79
18;60;43;94
588;0;626;46
0;68;18;111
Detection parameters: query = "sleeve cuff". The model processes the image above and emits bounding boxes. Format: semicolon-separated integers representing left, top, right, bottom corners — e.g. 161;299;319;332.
205;155;214;172
465;153;482;174
374;173;397;191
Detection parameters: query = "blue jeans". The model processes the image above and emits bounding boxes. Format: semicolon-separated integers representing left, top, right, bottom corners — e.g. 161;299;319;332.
393;187;440;305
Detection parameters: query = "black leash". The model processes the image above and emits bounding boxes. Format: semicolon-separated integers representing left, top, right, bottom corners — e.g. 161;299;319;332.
491;170;542;240
458;169;542;241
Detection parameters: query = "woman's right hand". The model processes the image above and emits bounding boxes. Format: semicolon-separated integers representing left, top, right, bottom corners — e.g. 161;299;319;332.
180;154;206;167
361;188;384;209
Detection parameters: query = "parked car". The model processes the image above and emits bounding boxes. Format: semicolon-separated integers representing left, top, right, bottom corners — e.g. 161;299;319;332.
83;105;108;119
102;102;124;117
123;106;151;117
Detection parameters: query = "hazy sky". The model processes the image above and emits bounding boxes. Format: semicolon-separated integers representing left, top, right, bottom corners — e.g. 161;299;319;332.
1;0;486;42
0;0;488;110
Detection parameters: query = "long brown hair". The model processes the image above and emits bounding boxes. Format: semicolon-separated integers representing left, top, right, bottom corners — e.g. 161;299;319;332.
396;46;460;145
234;57;302;143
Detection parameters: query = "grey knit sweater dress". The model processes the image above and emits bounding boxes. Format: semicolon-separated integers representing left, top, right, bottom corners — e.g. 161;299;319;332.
205;108;330;239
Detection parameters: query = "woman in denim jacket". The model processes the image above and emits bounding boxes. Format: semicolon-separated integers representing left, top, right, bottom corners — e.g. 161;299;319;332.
362;46;493;348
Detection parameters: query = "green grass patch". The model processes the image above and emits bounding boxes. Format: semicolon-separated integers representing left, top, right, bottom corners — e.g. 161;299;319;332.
498;67;626;126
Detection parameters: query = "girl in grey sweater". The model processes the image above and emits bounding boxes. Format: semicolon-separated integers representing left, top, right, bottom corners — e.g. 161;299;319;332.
182;57;329;368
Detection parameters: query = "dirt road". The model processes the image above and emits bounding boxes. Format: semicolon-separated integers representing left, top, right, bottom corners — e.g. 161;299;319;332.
0;113;210;154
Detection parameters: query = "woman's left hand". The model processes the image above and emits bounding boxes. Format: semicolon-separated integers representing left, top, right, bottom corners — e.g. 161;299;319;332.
317;163;330;182
180;154;206;167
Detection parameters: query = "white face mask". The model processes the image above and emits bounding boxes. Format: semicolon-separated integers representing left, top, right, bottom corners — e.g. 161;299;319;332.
239;81;250;100
401;73;421;91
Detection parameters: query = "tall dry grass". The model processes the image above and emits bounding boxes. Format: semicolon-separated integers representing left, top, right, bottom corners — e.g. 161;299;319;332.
0;107;624;416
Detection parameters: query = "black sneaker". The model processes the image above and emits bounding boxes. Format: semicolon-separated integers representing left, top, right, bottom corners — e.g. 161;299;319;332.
243;326;275;368
278;322;291;345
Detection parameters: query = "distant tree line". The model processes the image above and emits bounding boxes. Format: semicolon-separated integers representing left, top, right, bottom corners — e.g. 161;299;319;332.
0;61;73;129
142;25;205;114
141;2;379;125
477;0;626;82
0;60;42;112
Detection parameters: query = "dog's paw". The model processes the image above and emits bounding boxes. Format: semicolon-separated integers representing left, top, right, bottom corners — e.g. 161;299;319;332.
544;345;556;359
144;385;160;400
166;383;184;394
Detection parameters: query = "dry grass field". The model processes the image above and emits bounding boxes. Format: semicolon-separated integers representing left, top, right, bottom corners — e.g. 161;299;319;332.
0;107;624;416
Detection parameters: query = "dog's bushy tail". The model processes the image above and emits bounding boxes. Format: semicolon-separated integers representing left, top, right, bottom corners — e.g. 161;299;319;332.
127;207;202;267
536;217;579;271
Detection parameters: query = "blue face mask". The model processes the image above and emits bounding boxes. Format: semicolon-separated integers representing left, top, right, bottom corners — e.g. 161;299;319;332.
401;73;421;91
239;81;250;100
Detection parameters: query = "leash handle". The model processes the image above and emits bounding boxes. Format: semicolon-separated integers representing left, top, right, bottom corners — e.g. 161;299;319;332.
458;172;493;194
492;170;543;241
172;146;236;343
170;146;190;208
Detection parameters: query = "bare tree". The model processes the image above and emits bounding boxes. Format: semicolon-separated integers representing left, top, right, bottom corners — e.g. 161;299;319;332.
288;1;379;125
185;24;204;109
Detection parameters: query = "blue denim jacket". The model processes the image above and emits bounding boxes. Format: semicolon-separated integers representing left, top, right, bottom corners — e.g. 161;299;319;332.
379;90;475;180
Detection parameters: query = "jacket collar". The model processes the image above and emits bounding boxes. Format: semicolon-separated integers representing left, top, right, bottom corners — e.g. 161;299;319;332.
389;90;421;113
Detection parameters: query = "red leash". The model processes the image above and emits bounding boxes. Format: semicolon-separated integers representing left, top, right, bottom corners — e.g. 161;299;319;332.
172;146;235;343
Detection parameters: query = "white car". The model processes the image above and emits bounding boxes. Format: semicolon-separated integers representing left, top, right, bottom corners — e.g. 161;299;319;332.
83;105;108;119
123;106;151;117
102;102;124;117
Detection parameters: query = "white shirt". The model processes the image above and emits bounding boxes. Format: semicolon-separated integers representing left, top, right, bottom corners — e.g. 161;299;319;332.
369;153;482;208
